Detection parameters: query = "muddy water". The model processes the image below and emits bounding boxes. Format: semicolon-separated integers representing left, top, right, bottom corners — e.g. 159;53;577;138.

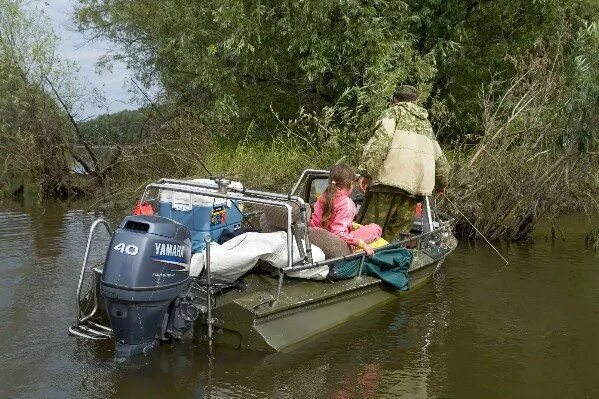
0;202;598;398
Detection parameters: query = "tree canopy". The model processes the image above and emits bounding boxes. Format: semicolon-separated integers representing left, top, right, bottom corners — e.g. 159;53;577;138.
0;0;73;193
79;108;162;144
76;0;599;141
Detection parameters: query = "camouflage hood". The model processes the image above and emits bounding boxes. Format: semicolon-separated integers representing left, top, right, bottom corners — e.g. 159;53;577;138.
392;102;435;141
397;102;429;121
358;103;449;196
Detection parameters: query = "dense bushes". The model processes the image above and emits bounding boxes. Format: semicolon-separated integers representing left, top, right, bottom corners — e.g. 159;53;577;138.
75;0;599;139
1;0;598;240
0;0;73;197
73;0;598;240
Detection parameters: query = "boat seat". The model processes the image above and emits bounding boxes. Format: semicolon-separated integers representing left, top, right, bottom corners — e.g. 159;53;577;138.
259;203;311;231
259;204;350;259
307;227;351;259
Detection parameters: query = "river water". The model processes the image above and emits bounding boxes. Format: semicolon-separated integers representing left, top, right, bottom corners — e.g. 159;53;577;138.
0;202;597;398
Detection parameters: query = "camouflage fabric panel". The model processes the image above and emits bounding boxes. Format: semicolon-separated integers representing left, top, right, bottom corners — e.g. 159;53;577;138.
395;102;435;141
359;102;449;189
397;103;450;188
358;189;418;242
357;111;395;178
359;103;433;178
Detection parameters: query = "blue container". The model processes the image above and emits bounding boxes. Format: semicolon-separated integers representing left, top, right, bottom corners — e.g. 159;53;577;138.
157;187;243;252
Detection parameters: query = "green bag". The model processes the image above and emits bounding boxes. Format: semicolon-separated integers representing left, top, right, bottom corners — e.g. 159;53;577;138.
329;247;413;291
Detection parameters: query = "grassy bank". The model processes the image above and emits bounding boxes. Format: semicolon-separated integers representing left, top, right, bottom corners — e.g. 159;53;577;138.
67;137;346;213
2;134;597;243
204;137;347;191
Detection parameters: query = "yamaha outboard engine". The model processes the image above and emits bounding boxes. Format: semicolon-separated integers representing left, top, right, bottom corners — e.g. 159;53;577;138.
100;215;194;357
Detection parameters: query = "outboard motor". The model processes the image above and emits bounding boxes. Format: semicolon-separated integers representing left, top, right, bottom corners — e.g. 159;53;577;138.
100;215;194;357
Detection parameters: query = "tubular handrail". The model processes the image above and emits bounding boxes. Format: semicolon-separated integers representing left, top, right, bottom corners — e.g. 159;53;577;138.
142;177;455;303
204;235;214;354
159;178;306;204
281;226;450;274
290;169;329;196
156;178;314;264
76;218;113;323
145;183;295;303
69;171;456;342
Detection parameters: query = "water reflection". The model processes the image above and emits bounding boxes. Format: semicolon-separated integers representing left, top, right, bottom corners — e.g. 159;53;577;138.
27;202;69;259
67;294;447;399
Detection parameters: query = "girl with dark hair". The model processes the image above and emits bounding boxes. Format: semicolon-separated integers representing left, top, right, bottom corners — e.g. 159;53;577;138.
310;164;382;256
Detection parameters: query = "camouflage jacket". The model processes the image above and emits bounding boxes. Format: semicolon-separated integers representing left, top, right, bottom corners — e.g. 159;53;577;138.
358;102;449;196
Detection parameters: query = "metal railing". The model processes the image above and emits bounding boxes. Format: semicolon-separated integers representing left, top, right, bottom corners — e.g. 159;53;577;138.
154;178;314;264
69;219;114;340
68;171;456;345
143;175;455;306
281;227;450;274
290;169;329;196
143;182;300;304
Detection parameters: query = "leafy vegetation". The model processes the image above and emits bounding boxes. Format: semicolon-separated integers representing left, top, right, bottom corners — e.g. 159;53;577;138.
75;0;599;138
79;108;162;144
1;0;598;240
71;0;598;240
0;0;74;196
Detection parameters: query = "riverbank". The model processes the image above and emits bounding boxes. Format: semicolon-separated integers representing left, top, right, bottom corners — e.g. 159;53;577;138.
2;136;597;243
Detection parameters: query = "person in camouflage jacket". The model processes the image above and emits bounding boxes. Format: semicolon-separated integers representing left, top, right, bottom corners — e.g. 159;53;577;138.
356;85;449;241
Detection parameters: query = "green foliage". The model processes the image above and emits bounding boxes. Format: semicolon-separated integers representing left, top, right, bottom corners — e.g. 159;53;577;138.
205;136;344;192
0;0;76;194
75;0;599;143
80;108;162;144
1;0;597;226
423;0;599;139
567;22;599;151
75;0;433;137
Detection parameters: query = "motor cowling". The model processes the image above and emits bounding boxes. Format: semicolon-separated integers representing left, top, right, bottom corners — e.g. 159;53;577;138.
100;215;192;357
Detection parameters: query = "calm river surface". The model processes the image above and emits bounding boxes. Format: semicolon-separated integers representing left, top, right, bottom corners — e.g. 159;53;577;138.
0;202;598;398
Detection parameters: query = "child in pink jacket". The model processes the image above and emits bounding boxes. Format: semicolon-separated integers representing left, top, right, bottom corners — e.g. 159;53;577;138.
310;164;382;256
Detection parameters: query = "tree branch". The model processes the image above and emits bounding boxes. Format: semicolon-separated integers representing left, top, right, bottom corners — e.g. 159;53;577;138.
44;76;100;170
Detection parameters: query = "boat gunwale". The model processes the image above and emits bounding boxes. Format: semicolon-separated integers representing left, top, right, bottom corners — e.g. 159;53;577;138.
220;242;456;320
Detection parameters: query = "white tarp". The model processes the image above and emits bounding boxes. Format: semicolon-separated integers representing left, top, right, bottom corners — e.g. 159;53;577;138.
189;231;328;281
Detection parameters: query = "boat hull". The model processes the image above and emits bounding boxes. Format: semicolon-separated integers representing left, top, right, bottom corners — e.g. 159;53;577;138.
206;246;452;351
89;238;455;352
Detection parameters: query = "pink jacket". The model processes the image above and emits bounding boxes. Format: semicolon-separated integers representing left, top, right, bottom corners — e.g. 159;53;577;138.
310;189;361;247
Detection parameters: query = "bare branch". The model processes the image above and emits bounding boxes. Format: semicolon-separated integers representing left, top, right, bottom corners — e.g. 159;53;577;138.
44;76;100;170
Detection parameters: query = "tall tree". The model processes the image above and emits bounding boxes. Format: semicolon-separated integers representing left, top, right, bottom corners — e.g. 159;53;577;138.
0;0;72;194
76;0;433;136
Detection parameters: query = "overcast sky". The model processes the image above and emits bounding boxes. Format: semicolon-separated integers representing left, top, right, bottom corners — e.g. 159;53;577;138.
41;0;142;119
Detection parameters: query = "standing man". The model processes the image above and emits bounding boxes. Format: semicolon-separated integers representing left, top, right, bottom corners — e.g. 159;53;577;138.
357;85;449;241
